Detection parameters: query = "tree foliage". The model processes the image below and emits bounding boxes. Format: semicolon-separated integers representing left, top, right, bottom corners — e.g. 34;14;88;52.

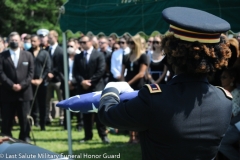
0;0;66;37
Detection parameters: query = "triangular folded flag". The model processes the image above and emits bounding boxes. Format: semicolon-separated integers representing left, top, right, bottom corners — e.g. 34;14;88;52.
56;91;139;113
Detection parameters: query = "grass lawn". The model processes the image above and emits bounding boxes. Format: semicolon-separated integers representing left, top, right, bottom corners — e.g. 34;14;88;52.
11;118;141;160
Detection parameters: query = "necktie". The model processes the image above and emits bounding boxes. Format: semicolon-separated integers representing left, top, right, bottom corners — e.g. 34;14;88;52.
84;51;88;67
49;47;53;57
13;52;18;68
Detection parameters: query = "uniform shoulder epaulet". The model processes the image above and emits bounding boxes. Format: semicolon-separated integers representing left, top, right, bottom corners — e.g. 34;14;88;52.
216;86;233;100
145;84;162;93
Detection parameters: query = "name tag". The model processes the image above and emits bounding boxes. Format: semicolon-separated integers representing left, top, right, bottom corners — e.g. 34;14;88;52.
22;62;29;65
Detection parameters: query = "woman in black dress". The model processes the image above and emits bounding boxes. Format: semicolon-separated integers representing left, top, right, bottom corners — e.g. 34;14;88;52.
121;34;148;143
147;34;167;84
121;35;148;90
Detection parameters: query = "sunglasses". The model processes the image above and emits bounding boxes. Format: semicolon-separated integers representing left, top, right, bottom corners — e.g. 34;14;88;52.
127;41;135;45
79;41;88;44
118;41;125;44
113;47;119;50
67;45;73;48
220;76;228;79
99;42;106;44
148;40;153;43
153;41;161;44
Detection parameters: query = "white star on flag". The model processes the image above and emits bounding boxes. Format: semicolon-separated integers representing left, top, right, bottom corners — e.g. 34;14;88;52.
93;91;102;97
88;103;98;113
68;107;80;113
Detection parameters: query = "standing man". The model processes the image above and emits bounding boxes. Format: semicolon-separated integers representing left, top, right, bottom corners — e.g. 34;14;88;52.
73;35;109;143
99;37;111;85
29;35;51;130
108;34;117;52
46;30;64;125
62;38;83;131
0;32;34;142
110;35;130;82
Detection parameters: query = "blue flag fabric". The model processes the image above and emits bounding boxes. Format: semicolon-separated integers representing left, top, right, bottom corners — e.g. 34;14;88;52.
56;91;139;113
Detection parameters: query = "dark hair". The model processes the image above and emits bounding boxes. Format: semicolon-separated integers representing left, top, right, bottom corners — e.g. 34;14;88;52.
80;35;92;41
109;34;117;40
8;32;20;41
111;42;119;53
121;34;131;42
222;68;239;85
24;34;31;40
68;38;76;43
31;34;40;40
162;34;231;74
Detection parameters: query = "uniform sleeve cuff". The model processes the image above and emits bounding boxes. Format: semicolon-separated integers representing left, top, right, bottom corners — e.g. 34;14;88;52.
101;87;120;100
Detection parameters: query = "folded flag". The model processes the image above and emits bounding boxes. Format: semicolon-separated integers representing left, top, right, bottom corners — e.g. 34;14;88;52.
56;91;139;113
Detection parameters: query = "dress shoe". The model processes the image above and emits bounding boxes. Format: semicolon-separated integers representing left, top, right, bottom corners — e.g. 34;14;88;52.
45;121;51;126
76;126;83;132
101;136;110;143
34;123;40;127
59;119;64;126
40;126;46;131
79;138;92;143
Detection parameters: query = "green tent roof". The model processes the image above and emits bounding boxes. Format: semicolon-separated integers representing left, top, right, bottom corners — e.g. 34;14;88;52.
59;0;240;35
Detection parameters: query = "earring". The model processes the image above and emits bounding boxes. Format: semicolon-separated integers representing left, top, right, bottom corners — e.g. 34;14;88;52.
230;82;234;87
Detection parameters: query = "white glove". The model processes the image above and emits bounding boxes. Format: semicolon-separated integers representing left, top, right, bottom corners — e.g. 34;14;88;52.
104;82;134;94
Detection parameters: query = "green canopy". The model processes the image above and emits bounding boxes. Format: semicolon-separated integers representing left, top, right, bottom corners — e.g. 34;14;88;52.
59;0;240;35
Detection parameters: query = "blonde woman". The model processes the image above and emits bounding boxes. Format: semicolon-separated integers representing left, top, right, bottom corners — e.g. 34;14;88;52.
121;34;148;144
121;34;148;90
147;34;167;84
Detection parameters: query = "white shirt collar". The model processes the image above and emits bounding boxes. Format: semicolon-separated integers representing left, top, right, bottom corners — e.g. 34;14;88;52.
50;43;58;50
85;46;94;55
9;48;20;55
123;47;130;54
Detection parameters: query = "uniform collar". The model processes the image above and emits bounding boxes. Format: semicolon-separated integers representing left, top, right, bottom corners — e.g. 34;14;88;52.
167;73;209;85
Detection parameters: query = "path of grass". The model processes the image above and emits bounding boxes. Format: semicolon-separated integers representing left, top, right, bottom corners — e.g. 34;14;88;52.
11;119;141;160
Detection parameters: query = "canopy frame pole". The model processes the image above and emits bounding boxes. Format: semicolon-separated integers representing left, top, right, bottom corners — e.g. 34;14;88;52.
62;32;73;155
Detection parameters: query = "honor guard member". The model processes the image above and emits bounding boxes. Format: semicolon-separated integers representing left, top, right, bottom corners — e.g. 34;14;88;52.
98;7;233;160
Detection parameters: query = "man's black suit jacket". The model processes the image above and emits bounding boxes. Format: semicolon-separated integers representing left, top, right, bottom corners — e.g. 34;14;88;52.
0;50;34;101
73;49;105;94
49;45;64;83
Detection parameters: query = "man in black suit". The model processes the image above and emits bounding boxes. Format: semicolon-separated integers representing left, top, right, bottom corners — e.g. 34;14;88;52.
46;30;64;125
73;35;110;143
0;32;34;142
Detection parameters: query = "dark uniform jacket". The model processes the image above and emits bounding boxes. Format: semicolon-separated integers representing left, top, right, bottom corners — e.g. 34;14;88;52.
0;50;34;101
99;73;232;160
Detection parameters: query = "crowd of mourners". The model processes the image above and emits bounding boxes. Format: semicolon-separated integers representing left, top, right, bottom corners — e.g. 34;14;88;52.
0;29;239;159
